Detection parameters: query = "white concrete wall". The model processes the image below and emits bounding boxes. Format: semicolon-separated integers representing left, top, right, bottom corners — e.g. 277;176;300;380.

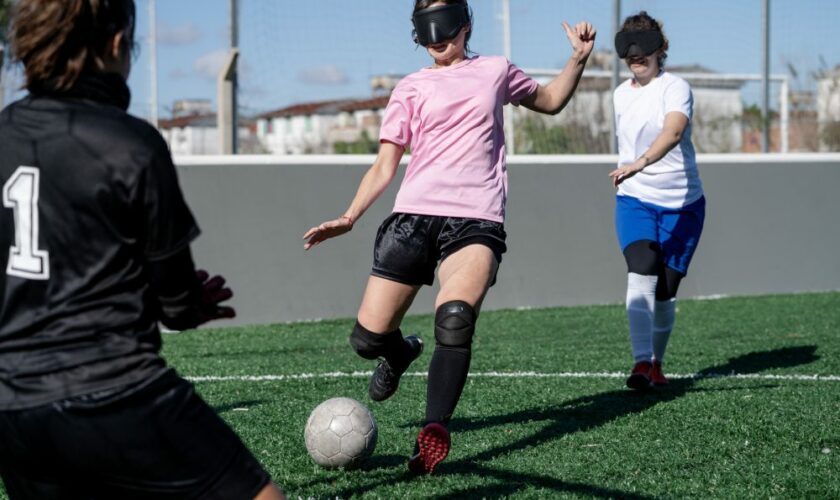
173;154;840;327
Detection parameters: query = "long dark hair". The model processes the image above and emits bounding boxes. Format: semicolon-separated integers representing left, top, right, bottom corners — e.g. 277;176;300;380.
620;11;669;67
413;0;473;54
11;0;136;92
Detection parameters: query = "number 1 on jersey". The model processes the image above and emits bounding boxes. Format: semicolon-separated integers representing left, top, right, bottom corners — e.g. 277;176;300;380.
3;166;50;280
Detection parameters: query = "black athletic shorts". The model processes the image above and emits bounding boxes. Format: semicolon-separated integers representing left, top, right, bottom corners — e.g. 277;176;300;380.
0;370;270;500
372;212;507;286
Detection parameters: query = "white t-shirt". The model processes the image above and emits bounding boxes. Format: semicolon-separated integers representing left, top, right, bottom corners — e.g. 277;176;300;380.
613;71;703;208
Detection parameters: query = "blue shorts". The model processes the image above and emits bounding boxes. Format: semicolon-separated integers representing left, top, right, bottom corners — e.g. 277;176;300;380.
615;195;705;275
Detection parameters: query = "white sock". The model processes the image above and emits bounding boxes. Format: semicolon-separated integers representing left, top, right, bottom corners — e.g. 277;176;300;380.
653;298;677;363
626;273;657;362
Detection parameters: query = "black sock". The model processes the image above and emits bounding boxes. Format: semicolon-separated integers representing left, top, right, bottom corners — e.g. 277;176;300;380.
381;329;416;373
351;322;414;372
425;345;471;425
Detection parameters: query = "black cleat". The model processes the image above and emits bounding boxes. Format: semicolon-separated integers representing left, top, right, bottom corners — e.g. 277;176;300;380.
368;335;423;402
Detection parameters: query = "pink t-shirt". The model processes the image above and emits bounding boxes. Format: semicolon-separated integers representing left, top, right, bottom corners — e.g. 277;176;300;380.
379;55;539;223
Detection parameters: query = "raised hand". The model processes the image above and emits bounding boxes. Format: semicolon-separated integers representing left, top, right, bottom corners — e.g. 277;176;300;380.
563;21;596;60
303;216;354;250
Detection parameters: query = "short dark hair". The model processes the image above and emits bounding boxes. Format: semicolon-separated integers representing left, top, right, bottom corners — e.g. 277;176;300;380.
11;0;136;92
621;11;669;67
413;0;473;53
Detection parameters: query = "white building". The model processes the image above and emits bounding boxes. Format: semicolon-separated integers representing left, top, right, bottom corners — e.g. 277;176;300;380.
254;63;746;155
255;97;389;155
519;63;746;153
158;112;260;156
159;114;220;156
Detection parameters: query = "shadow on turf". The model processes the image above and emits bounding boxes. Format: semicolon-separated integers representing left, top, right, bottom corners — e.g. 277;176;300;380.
292;346;818;498
695;345;818;376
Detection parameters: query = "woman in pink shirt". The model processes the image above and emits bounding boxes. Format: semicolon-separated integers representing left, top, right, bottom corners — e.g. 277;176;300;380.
304;0;595;474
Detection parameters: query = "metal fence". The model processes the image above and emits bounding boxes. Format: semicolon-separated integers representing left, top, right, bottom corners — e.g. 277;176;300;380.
5;0;834;155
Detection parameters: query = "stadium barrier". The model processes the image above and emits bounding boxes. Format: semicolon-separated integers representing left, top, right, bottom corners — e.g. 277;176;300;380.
175;154;840;326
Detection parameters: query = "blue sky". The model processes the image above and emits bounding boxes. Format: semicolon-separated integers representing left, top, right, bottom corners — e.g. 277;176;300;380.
124;0;840;120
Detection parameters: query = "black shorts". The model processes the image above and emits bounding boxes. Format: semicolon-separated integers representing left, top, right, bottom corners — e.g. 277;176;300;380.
372;212;507;286
0;370;270;500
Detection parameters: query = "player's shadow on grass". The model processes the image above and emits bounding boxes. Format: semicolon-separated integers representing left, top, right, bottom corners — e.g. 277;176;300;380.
695;345;818;376
431;345;819;497
293;346;817;498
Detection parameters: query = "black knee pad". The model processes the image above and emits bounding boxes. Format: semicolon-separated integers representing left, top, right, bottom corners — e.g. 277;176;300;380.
434;301;476;349
349;321;385;360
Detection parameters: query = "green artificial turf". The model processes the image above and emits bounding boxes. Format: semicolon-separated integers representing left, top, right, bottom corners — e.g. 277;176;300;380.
2;292;839;499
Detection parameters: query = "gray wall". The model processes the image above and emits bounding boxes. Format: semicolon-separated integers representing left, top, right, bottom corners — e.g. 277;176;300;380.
175;154;840;326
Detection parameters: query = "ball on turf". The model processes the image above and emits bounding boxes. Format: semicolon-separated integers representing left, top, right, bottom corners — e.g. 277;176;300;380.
304;397;378;469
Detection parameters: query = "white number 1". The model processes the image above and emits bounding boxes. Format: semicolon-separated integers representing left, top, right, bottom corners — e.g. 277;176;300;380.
3;166;50;280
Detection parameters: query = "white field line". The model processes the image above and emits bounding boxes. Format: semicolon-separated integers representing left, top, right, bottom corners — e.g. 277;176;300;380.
187;371;840;383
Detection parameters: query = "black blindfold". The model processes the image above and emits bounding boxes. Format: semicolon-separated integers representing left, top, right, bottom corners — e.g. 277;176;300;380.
412;4;470;47
614;30;664;58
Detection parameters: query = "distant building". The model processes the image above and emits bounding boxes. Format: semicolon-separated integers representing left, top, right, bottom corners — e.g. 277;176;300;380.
255;96;389;155
253;60;751;155
158;103;260;155
159;113;220;156
518;60;747;153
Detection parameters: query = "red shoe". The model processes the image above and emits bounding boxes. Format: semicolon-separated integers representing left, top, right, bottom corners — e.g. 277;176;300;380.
408;422;450;474
626;361;653;390
650;361;668;386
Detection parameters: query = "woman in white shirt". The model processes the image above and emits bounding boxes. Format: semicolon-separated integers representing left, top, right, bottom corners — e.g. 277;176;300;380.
610;11;705;390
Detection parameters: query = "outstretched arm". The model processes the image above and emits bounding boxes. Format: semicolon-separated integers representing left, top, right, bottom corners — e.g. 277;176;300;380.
303;141;405;250
521;21;596;115
609;112;689;187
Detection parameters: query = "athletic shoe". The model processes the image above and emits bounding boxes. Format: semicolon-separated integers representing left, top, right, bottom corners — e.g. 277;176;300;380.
408;422;451;474
626;360;653;390
649;361;668;386
368;335;424;402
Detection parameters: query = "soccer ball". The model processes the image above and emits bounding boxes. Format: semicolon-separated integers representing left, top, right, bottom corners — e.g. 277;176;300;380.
304;397;378;469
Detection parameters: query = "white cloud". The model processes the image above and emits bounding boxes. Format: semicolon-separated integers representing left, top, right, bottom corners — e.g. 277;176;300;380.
298;65;350;85
193;50;229;81
157;22;202;46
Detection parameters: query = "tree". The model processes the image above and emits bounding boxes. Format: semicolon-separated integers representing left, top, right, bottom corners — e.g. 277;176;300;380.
333;129;379;155
514;115;610;154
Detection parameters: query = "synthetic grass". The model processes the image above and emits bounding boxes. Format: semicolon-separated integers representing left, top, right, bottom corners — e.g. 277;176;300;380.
2;292;839;498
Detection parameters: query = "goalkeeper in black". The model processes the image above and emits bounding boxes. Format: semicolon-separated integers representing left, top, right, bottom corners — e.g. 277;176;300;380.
0;1;284;498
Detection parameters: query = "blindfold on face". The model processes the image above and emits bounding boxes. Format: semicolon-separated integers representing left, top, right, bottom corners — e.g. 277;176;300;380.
412;4;470;46
614;30;664;58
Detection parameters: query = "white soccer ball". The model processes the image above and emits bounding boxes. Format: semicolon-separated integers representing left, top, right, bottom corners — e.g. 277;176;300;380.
304;397;378;469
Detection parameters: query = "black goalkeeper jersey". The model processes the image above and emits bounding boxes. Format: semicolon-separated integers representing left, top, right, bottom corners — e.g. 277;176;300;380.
0;73;200;410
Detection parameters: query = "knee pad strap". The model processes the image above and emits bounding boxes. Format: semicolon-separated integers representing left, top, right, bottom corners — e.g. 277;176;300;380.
434;300;476;348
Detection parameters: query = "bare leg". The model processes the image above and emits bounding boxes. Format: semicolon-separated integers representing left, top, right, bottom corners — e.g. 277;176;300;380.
436;244;498;311
357;275;421;333
410;244;498;474
426;244;497;423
